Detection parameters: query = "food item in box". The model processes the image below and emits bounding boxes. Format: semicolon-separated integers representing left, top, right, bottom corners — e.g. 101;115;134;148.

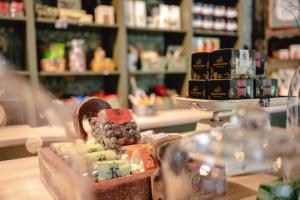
75;143;105;154
84;150;117;164
256;52;267;78
95;160;131;181
50;142;74;156
191;52;209;80
207;79;254;100
125;144;156;171
209;49;256;79
254;79;278;98
189;80;206;99
91;109;141;150
51;142;104;157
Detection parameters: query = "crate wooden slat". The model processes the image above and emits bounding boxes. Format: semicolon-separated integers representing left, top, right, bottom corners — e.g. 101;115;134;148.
38;147;154;200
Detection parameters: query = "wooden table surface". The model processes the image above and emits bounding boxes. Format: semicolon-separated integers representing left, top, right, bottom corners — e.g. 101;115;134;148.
0;156;276;200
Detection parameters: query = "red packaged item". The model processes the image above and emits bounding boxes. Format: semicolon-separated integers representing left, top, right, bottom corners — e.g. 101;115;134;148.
0;2;9;16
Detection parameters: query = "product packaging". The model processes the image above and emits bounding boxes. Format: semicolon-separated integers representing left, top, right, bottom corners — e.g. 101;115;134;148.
254;79;278;98
209;49;256;79
191;52;209;80
189;80;206;99
207;79;254;100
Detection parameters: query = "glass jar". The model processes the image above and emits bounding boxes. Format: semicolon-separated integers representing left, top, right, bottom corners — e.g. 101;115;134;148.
69;39;87;72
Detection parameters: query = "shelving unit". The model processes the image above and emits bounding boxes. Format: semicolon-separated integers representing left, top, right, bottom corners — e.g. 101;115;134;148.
1;0;248;126
39;71;120;76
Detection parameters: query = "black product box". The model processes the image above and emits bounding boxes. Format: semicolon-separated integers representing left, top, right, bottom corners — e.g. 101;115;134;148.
254;79;278;98
191;52;209;80
209;49;256;79
256;52;267;78
207;79;254;100
189;80;206;99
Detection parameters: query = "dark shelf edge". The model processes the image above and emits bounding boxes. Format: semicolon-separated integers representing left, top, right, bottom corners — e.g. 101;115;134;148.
127;26;186;34
129;70;187;75
0;16;26;22
39;71;120;76
193;30;237;37
36;18;118;29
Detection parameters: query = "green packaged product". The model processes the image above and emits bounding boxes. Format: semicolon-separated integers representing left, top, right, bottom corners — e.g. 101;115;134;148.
84;150;117;164
257;177;300;200
50;142;74;156
95;160;131;181
75;143;105;155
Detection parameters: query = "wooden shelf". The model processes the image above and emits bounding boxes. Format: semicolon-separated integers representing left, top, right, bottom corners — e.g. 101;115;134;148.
268;59;300;70
36;18;118;30
127;26;186;34
39;71;120;76
266;28;300;39
8;70;30;76
0;15;26;22
193;29;238;37
129;70;186;75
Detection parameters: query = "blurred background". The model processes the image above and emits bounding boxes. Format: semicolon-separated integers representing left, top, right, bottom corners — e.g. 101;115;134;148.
0;0;299;150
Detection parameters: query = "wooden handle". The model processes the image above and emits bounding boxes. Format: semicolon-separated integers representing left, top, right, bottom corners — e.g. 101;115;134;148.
73;97;111;140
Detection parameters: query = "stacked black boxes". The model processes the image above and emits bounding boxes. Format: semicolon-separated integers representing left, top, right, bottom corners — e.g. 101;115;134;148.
189;49;278;100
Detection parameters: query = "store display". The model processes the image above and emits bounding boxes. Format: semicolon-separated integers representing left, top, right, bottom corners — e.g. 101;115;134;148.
134;0;147;27
91;109;141;150
57;0;81;10
9;1;24;18
141;51;166;72
59;8;93;23
207;79;254;100
0;1;23;17
254;79;278;98
210;49;256;79
90;47;116;73
94;5;115;25
68;39;86;72
192;37;220;53
255;52;267;78
191;52;209;80
166;45;185;72
41;43;66;72
192;3;238;32
125;0;181;30
188;80;206;99
35;4;58;20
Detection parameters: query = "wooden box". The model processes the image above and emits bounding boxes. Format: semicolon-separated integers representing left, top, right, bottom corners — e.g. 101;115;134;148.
38;147;154;200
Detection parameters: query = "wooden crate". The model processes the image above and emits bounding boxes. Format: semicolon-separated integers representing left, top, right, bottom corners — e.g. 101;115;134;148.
39;147;154;200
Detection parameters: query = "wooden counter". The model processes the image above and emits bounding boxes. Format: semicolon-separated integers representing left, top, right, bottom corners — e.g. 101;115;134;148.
0;156;276;200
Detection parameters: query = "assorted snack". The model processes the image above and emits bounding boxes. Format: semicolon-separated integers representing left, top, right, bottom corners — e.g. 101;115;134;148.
189;48;279;100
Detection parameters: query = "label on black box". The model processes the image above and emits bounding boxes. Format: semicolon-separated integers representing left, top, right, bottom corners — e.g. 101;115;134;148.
189;80;206;99
191;53;209;80
207;80;230;100
209;50;231;79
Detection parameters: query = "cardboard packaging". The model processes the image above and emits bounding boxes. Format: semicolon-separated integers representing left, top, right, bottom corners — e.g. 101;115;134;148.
189;80;206;99
254;79;278;98
209;49;256;79
207;79;254;100
255;52;267;78
191;52;209;80
95;5;115;25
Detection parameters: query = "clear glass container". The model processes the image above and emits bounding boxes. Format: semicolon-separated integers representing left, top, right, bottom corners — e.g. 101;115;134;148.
69;39;87;72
